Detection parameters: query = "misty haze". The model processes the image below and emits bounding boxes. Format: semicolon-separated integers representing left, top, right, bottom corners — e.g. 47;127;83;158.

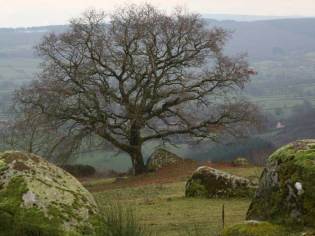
0;1;314;236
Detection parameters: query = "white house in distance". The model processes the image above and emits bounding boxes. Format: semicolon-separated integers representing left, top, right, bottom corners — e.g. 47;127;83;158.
276;121;285;129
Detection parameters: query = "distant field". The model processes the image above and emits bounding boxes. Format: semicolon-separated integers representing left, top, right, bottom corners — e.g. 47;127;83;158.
1;53;315;120
248;94;315;119
0;58;39;81
74;150;132;172
252;96;315;109
90;166;262;236
0;57;40;118
74;142;196;172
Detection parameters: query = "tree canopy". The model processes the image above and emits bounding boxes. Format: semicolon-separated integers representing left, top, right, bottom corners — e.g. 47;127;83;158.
16;4;258;174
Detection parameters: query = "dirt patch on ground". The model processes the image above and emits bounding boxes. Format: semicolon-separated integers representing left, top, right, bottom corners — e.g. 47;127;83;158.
83;160;235;192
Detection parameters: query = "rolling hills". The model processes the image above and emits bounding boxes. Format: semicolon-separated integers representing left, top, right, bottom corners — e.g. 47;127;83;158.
1;18;315;169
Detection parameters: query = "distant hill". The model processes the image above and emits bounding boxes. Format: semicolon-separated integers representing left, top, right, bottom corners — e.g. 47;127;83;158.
206;18;315;60
202;14;306;22
0;25;67;59
1;18;315;116
1;18;315;61
1;18;315;169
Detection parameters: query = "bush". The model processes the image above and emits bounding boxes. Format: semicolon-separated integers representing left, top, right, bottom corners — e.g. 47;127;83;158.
60;164;96;177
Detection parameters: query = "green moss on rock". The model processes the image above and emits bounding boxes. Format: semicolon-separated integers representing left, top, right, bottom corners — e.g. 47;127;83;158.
0;176;63;235
221;221;291;236
0;159;7;172
0;151;101;235
185;178;208;197
247;140;315;228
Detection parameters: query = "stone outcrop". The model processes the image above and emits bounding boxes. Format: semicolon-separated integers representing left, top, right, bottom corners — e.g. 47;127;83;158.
247;140;315;228
0;151;101;235
146;148;182;171
185;166;255;198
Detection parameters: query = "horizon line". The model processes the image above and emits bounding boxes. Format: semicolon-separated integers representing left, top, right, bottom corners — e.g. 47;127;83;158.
1;14;315;29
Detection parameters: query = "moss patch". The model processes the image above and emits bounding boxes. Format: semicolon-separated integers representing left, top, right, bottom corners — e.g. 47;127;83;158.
221;221;292;236
0;177;63;235
0;159;7;172
185;178;208;197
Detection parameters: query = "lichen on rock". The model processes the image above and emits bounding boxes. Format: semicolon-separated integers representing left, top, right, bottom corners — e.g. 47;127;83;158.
246;140;315;228
185;166;255;198
0;151;101;235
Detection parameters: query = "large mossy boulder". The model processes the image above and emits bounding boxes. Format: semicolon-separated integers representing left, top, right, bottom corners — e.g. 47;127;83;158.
0;151;101;235
221;221;290;236
247;140;315;228
185;166;254;198
146;148;182;171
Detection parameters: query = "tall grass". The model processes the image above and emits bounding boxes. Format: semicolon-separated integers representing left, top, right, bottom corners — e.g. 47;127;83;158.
97;204;150;236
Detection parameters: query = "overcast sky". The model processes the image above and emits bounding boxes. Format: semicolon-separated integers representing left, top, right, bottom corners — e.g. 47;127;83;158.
1;0;315;27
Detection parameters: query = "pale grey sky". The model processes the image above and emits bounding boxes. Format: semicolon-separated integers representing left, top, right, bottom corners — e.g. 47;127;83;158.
1;0;315;27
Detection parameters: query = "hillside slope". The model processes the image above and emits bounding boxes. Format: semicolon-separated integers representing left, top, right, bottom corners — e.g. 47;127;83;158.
206;18;315;60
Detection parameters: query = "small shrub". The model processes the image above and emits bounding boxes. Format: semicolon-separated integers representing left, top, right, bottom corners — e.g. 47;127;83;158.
60;164;96;177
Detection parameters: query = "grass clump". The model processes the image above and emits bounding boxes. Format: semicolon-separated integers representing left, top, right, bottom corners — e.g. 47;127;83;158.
97;204;150;236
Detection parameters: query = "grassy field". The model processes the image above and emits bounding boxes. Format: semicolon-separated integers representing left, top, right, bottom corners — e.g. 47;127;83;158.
88;166;263;236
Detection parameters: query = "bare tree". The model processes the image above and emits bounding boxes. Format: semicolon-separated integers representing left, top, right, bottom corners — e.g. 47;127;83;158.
16;4;258;175
0;104;86;164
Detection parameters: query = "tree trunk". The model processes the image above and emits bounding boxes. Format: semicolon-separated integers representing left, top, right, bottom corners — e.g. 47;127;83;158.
130;150;146;175
129;121;146;175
